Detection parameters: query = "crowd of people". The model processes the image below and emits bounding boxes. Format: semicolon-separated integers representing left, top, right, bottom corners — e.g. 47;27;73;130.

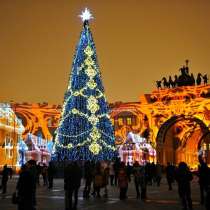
0;157;210;210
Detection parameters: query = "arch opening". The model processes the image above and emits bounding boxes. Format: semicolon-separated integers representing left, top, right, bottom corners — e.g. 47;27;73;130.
156;115;209;168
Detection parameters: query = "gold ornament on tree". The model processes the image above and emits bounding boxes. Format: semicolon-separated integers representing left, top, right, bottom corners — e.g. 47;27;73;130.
89;142;101;155
84;45;94;56
85;67;97;78
90;127;101;141
85;57;94;66
87;80;97;89
87;96;99;113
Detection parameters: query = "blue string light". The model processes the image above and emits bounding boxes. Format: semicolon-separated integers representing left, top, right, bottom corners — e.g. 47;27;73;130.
54;16;116;161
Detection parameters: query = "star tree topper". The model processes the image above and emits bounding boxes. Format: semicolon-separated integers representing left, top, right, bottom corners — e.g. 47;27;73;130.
79;8;94;22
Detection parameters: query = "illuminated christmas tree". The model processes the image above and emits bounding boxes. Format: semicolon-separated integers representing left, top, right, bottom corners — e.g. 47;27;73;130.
55;8;115;161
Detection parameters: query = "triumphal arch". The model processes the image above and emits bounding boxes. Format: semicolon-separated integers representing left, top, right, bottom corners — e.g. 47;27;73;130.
111;84;210;167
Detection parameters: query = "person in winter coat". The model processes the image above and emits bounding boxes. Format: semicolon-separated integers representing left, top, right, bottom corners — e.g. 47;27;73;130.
166;162;175;190
92;162;103;198
109;161;115;186
155;163;162;186
83;161;93;199
197;157;209;205
47;161;56;189
205;167;210;210
133;162;147;200
103;166;110;197
175;162;193;210
16;164;35;210
64;162;82;210
1;164;9;194
118;162;128;200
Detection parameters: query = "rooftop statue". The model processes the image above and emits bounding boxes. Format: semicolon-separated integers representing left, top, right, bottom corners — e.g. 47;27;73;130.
156;80;162;89
156;60;209;89
202;74;208;85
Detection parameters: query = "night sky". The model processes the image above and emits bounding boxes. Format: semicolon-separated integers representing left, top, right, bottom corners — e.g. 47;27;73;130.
0;0;210;104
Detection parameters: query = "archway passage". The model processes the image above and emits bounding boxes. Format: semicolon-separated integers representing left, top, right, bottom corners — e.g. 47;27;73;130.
199;132;210;164
156;115;209;168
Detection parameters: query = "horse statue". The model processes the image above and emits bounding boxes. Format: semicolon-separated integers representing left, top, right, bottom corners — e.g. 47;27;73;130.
202;74;208;85
168;76;176;88
162;77;169;88
174;75;178;87
190;73;195;85
156;80;162;89
196;73;202;85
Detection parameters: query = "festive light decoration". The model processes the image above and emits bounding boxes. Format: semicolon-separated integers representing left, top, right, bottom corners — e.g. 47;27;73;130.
79;8;94;22
0;103;25;168
0;103;25;134
8;83;210;168
55;9;116;161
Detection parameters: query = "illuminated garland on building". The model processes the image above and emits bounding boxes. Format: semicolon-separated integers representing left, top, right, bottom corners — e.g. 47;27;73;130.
55;9;116;161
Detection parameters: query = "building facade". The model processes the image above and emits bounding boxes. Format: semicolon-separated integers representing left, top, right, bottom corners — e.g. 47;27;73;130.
10;84;210;167
0;104;24;168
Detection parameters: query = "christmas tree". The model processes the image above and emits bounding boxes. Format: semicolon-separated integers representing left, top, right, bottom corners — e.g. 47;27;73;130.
55;8;116;161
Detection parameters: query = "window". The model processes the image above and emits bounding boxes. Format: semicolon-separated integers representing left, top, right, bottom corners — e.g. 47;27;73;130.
5;134;13;159
118;118;123;126
127;117;132;125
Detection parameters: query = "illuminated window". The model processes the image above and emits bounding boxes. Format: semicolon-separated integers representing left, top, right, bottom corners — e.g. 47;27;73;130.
127;117;132;125
118;118;123;126
5;134;13;159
